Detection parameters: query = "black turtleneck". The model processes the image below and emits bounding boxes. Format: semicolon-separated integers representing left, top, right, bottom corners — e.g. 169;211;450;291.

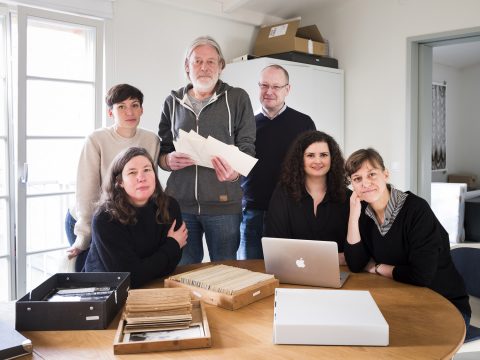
85;197;182;288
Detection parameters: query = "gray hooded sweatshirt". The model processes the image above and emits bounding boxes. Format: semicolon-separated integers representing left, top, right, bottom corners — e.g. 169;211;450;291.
158;80;256;215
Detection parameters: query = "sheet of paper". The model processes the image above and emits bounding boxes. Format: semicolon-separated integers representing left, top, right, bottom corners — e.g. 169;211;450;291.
205;136;258;176
173;130;257;176
173;130;213;168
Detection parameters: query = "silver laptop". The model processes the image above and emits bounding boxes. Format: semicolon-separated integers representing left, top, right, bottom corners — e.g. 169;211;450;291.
262;237;349;288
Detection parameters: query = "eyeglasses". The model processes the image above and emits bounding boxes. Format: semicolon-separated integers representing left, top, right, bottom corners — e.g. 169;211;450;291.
258;83;289;91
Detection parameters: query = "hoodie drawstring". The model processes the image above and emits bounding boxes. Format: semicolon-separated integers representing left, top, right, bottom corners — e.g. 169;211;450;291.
225;90;232;137
173;87;232;138
171;94;176;136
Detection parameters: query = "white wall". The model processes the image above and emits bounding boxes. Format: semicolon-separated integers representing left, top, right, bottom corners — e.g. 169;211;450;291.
432;62;480;182
105;0;257;132
106;0;480;190
457;63;480;179
302;0;480;189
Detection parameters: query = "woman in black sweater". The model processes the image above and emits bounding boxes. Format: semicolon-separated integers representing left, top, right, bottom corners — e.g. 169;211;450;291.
344;148;471;326
84;147;187;288
265;131;350;264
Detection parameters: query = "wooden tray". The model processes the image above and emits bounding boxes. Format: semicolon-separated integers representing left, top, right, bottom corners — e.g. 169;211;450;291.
113;300;211;354
164;276;279;310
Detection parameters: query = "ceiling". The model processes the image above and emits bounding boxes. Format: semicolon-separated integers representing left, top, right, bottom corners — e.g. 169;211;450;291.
225;0;340;20
433;41;480;69
153;0;342;26
154;0;480;69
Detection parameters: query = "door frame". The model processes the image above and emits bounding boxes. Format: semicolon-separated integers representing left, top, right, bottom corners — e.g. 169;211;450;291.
16;6;103;297
407;27;480;201
0;5;15;300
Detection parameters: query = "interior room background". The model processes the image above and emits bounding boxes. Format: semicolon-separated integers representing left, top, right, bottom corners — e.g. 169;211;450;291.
2;0;480;300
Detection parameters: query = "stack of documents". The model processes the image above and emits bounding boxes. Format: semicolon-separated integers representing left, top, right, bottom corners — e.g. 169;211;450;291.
43;286;114;302
168;264;275;295
124;288;192;333
173;129;258;176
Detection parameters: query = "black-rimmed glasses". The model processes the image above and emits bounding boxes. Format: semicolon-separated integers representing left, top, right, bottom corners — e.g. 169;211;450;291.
258;83;289;91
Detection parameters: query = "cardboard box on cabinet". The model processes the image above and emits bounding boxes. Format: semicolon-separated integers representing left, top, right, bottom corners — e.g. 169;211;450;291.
448;174;477;189
253;18;327;57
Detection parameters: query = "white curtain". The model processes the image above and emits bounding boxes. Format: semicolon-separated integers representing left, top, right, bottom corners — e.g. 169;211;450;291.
432;84;446;170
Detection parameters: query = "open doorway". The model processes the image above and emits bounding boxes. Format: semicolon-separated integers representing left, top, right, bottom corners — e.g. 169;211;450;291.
432;41;480;186
408;29;480;246
407;29;480;201
408;30;480;357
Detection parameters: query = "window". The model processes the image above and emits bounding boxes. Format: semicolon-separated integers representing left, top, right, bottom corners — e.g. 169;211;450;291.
0;6;12;301
1;4;103;299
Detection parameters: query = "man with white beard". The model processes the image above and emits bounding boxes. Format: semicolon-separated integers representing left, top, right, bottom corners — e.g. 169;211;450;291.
158;36;255;265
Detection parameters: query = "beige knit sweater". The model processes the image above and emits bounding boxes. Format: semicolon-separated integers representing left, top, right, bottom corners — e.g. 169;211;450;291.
70;126;160;250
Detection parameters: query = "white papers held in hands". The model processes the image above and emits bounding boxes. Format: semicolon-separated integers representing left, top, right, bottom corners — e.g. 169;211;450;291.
173;129;258;176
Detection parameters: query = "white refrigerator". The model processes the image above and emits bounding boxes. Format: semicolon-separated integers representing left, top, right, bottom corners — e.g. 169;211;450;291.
221;57;345;149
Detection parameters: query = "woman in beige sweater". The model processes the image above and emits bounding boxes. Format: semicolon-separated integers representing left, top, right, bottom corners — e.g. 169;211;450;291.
66;84;160;271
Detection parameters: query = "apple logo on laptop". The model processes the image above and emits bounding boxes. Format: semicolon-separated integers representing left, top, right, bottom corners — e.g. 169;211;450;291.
296;257;306;268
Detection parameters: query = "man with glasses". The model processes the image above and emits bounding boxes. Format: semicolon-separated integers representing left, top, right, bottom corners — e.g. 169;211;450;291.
158;36;255;265
238;64;316;260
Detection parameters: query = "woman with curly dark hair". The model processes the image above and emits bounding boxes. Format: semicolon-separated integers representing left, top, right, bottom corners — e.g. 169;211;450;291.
84;147;187;288
265;131;350;264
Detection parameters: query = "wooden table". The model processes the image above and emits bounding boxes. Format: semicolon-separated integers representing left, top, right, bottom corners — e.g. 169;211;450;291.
6;260;466;359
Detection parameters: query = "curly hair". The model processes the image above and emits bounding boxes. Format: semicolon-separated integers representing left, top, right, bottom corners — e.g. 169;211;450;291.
280;131;348;202
97;147;170;225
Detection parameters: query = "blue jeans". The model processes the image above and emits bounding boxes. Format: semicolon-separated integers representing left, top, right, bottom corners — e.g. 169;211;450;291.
179;213;241;265
65;210;89;272
237;208;266;260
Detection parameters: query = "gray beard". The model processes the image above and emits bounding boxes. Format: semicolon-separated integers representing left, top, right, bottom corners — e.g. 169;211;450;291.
191;76;218;93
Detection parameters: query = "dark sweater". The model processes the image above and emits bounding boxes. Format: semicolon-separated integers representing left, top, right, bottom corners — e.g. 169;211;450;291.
344;192;471;316
265;186;351;252
241;107;315;210
84;197;182;288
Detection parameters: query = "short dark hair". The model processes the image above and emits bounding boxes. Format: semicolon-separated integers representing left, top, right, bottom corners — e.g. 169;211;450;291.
97;147;170;225
280;130;348;202
345;148;386;178
105;84;144;109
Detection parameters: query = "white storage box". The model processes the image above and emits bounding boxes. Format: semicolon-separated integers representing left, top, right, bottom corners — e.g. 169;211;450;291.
273;288;389;346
